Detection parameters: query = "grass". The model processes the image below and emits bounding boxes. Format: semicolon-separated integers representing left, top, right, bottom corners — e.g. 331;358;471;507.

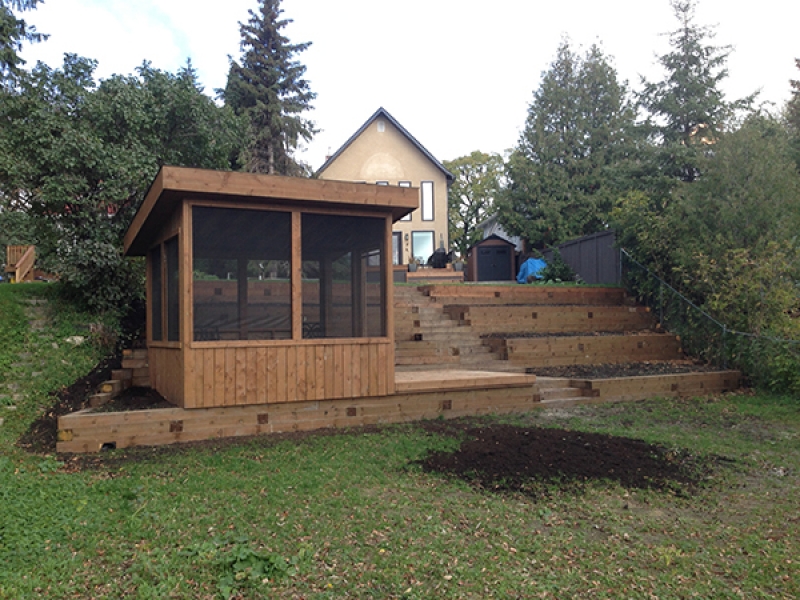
1;284;798;598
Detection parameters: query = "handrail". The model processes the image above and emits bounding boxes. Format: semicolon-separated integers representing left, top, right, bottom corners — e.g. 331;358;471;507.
13;245;36;282
6;245;30;267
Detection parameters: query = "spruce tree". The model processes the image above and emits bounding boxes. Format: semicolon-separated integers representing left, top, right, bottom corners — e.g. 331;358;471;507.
1;0;47;87
638;0;753;183
223;0;316;175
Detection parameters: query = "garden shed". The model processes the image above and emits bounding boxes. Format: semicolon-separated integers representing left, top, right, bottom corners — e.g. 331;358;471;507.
123;166;418;409
466;235;516;282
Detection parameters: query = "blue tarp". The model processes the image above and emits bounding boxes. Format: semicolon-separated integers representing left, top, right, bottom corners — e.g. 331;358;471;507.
516;257;547;283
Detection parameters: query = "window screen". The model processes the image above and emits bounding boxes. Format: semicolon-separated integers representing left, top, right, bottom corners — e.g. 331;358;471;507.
302;213;386;338
192;206;292;341
165;237;180;342
150;246;163;341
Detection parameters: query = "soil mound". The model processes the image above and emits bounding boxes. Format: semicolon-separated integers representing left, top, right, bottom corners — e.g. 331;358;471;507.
418;421;713;497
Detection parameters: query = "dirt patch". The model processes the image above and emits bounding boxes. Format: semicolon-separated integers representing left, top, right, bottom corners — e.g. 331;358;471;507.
527;361;723;379
417;421;716;497
92;386;174;413
17;356;121;455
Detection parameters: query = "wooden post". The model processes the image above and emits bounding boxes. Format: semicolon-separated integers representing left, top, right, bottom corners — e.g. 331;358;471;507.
291;212;302;340
237;257;249;340
320;257;334;337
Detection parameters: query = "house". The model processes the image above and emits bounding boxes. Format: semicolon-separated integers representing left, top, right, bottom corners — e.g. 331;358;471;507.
316;107;453;267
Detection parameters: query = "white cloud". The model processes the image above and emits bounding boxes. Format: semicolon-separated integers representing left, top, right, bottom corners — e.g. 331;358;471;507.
18;0;800;170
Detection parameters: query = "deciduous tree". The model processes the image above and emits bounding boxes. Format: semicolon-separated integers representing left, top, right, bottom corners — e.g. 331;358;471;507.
444;151;504;257
223;0;316;175
0;55;243;310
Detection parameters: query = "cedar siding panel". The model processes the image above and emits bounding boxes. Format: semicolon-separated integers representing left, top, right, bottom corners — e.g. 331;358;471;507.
184;341;392;408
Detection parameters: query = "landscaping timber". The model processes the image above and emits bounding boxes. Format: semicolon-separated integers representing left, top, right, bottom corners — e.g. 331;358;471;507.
56;370;539;453
485;333;682;366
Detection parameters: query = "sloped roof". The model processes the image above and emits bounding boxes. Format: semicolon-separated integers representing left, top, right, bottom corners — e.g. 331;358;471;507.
316;107;454;182
124;166;418;256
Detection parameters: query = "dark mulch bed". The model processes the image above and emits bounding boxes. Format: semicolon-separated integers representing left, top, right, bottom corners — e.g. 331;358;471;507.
92;387;174;413
17;356;121;455
417;421;717;497
527;361;724;380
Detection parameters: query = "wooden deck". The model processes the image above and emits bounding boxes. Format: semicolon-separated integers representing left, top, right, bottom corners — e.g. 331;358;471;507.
57;369;540;453
57;283;743;453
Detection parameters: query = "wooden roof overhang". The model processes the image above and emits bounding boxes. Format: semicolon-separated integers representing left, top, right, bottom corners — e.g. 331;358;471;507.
124;166;419;256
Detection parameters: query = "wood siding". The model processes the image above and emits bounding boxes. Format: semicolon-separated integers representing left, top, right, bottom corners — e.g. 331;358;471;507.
182;340;394;409
149;346;184;407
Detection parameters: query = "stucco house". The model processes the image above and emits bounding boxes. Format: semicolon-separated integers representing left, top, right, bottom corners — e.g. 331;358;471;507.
317;107;453;267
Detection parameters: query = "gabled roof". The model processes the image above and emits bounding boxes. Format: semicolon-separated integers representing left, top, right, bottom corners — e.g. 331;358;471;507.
316;107;454;182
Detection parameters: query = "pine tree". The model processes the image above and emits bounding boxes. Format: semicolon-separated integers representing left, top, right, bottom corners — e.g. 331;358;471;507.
223;0;316;175
498;40;638;248
638;0;753;183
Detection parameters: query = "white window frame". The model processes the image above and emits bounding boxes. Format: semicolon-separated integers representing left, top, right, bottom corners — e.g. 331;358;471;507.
421;181;434;222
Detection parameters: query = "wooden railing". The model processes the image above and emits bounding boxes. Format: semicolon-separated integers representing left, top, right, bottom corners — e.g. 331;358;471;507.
5;244;36;282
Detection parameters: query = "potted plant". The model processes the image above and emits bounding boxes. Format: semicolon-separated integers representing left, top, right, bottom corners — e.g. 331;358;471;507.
407;257;419;272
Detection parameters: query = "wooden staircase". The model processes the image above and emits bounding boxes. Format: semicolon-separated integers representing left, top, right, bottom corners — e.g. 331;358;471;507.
88;348;150;407
393;286;506;371
393;283;715;404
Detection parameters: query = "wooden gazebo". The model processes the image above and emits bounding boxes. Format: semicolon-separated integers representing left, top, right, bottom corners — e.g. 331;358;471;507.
124;166;417;409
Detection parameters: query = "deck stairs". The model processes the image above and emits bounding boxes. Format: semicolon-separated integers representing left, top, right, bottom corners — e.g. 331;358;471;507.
88;348;150;408
393;286;508;372
394;284;690;403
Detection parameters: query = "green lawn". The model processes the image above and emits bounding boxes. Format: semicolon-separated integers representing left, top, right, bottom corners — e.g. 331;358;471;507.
1;284;798;599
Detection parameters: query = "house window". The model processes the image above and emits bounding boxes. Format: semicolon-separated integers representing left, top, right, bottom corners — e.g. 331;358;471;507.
399;181;412;221
421;181;434;221
376;181;389;186
392;231;402;265
192;206;292;341
150;246;163;341
412;231;434;264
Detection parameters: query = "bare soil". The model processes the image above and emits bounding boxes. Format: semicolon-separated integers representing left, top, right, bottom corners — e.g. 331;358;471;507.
416;421;716;498
527;361;723;379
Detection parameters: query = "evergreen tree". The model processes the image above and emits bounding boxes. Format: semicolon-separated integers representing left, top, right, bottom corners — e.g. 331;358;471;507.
444;151;504;257
637;0;753;183
498;40;638;248
787;58;800;169
0;0;46;87
223;0;316;175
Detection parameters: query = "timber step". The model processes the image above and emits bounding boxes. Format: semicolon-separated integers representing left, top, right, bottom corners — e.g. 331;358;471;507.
421;284;629;307
484;333;682;367
89;348;149;407
444;305;657;335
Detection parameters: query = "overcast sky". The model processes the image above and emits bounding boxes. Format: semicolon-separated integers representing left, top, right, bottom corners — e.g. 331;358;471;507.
19;0;800;170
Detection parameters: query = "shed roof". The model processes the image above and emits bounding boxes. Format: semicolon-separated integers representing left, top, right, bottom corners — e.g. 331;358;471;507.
124;166;418;256
316;107;454;182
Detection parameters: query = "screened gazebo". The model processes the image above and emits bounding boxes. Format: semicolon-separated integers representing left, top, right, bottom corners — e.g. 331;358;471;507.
124;166;417;408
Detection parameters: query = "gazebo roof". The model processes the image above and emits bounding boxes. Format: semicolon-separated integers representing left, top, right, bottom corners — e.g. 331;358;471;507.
124;166;418;256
